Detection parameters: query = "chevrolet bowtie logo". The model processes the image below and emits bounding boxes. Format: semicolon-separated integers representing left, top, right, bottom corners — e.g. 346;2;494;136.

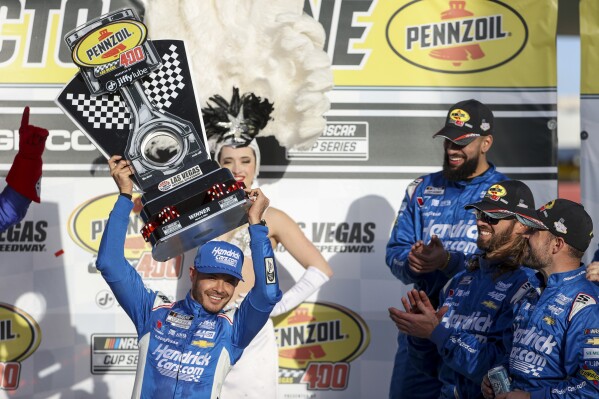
586;337;599;345
192;340;215;348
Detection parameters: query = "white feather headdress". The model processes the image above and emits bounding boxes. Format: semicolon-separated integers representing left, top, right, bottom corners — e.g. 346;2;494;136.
143;0;333;149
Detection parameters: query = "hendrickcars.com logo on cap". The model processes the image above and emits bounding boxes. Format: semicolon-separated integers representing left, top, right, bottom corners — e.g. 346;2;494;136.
386;0;527;73
0;303;42;390
68;194;183;279
273;302;370;391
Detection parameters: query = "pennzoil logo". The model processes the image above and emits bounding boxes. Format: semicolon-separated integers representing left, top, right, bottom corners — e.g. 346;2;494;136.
72;21;147;68
486;184;507;201
386;0;528;73
273;302;369;390
449;108;470;126
0;303;42;390
68;193;183;279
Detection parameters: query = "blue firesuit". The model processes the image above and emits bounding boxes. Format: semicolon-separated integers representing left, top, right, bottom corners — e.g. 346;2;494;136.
386;165;507;398
96;196;282;399
430;257;535;398
509;267;599;399
0;186;31;233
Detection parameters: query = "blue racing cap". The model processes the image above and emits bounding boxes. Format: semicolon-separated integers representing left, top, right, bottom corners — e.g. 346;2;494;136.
194;241;244;281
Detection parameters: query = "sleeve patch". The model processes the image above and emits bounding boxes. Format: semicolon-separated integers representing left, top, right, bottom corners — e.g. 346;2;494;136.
406;178;423;201
265;257;276;284
510;281;535;304
569;293;597;322
152;292;173;310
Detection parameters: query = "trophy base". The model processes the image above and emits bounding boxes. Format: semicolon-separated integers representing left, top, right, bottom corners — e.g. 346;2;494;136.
149;191;250;262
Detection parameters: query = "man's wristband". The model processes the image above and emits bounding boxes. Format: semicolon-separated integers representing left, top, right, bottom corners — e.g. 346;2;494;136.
120;193;132;201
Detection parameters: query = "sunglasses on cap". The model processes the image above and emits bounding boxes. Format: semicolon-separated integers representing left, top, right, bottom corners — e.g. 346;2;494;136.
473;209;515;225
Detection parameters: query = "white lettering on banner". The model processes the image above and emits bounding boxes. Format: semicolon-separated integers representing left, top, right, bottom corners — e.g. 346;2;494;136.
441;310;493;334
0;129;96;151
512;327;557;354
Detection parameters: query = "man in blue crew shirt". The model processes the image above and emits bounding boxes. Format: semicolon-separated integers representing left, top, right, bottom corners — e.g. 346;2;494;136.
96;155;282;398
386;100;507;398
482;199;599;399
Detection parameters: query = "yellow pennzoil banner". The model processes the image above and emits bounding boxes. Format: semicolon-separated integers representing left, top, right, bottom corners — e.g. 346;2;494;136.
0;1;557;398
580;0;599;263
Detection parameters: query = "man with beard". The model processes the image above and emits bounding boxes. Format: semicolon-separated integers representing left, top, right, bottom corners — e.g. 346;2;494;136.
481;199;599;399
389;180;544;399
386;99;507;398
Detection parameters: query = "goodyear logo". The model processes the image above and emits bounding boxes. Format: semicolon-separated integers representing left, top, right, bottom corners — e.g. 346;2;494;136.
73;21;147;67
273;302;369;370
0;303;41;363
580;368;599;382
386;0;527;73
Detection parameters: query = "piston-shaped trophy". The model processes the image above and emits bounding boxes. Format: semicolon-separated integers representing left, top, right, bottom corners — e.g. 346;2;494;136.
56;9;249;261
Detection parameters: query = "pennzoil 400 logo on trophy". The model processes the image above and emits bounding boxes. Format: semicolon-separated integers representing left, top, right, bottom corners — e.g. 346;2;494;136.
56;9;249;261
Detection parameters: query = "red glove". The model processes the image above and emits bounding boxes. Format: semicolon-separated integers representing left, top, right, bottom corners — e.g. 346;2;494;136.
6;107;49;203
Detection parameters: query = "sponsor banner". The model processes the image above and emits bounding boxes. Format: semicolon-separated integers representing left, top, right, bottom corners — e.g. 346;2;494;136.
0;0;558;397
91;334;139;374
580;0;599;263
274;302;369;392
0;303;42;390
68;193;184;280
314;0;556;87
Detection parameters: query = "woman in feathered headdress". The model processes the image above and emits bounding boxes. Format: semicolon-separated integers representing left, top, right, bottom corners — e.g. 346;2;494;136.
144;1;334;397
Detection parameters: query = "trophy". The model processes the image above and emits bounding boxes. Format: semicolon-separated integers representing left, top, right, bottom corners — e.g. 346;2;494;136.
56;9;250;261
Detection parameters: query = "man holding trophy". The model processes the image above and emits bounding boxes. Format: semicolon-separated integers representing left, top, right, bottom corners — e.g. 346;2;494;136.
96;154;281;398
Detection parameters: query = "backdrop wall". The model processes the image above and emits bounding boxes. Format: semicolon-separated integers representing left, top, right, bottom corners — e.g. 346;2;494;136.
0;1;557;397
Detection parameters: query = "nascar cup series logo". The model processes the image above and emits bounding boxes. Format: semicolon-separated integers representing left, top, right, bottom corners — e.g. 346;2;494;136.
386;0;528;73
68;194;183;279
0;303;42;390
274;302;369;391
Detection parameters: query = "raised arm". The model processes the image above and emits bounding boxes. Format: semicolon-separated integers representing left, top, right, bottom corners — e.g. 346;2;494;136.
232;188;282;350
95;156;156;335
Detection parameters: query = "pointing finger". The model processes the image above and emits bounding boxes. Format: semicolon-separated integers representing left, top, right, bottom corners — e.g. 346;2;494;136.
21;106;30;127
